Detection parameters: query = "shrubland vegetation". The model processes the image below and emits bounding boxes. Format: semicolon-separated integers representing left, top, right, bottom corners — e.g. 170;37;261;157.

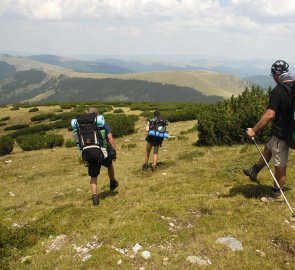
0;86;271;152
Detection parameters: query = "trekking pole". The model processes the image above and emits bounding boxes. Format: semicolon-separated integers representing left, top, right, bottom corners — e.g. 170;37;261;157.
251;137;295;218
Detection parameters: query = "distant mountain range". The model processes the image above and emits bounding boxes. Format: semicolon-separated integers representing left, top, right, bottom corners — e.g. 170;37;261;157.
243;75;275;89
0;54;275;104
26;54;273;77
0;65;222;104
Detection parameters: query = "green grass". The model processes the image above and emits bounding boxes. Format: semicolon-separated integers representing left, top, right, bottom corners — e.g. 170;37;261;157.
0;107;295;269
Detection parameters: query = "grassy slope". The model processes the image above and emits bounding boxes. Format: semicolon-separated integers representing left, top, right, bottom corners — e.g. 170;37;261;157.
1;106;295;269
61;70;248;98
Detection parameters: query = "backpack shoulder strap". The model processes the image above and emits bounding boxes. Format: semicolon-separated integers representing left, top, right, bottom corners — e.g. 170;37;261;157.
279;83;294;108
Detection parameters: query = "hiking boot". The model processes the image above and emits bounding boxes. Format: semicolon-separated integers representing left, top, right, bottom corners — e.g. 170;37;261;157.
261;189;284;202
92;194;100;206
151;164;157;172
110;179;119;191
142;163;149;171
243;165;261;182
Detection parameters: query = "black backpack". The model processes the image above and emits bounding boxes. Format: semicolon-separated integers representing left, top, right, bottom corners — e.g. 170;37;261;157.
148;116;168;133
281;83;295;148
76;113;104;163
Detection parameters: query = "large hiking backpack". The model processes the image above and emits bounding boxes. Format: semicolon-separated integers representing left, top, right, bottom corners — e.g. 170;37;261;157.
75;113;105;164
281;83;295;149
147;116;169;142
148;116;168;133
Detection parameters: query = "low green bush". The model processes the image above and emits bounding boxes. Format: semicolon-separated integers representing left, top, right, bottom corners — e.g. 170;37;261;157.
10;125;49;138
141;109;199;123
177;135;189;140
65;139;76;148
121;143;137;149
0;135;14;156
28;107;39;112
0;116;10;121
45;134;64;148
60;102;76;109
17;134;64;151
17;135;46;151
4;124;30;131
31;113;54;122
104;114;137;138
113;108;124;114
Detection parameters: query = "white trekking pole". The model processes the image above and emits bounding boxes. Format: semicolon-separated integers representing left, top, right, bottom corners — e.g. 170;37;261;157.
251;137;295;218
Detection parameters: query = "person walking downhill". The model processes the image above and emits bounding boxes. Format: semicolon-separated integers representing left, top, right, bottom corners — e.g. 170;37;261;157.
142;110;168;172
71;107;119;206
243;60;294;201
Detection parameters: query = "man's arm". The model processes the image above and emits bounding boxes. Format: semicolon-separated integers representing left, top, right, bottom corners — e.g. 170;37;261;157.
107;132;116;149
145;121;150;132
246;109;275;137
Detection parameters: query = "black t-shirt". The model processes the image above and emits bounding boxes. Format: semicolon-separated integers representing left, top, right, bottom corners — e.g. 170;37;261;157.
267;84;291;140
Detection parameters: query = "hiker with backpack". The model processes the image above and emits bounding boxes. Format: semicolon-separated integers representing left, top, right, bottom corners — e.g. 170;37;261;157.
243;60;294;202
142;110;169;171
71;107;119;206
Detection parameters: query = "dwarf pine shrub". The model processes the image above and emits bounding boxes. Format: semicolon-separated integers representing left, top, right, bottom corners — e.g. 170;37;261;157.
0;135;14;156
4;124;30;131
29;107;39;112
197;86;270;146
104;114;137;137
17;135;46;151
45;134;64;148
113;108;124;114
30;113;55;122
65;139;76;148
0;116;10;121
17;134;64;151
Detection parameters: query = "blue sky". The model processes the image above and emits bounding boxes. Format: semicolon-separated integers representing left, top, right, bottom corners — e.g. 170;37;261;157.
0;0;295;64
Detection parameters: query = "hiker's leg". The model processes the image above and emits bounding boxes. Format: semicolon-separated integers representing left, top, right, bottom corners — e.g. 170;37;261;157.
153;145;159;166
90;177;98;195
271;138;289;190
107;163;115;181
274;166;286;189
256;144;272;169
88;162;101;195
145;142;152;163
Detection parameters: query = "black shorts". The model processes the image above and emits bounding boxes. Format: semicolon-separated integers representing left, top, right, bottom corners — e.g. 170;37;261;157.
82;147;111;177
88;157;113;177
146;136;163;147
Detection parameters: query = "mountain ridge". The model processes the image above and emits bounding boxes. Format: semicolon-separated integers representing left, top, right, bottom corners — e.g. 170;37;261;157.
0;54;262;104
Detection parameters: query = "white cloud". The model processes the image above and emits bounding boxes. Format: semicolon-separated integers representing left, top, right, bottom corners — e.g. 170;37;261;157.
1;0;295;61
229;0;295;17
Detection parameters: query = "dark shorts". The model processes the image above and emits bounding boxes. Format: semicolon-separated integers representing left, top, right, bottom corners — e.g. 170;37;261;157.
82;147;111;177
88;157;113;177
146;136;163;147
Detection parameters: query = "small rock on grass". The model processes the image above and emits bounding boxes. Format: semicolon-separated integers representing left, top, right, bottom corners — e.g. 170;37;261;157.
186;255;212;265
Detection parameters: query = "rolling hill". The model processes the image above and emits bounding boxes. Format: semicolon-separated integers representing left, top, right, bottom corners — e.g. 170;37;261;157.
0;54;253;104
